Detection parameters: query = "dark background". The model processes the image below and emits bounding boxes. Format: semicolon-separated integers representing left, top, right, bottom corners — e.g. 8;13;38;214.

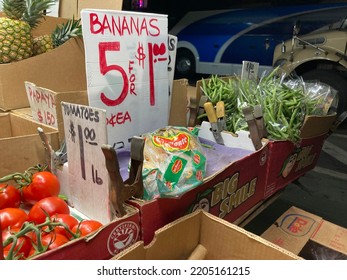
122;0;345;29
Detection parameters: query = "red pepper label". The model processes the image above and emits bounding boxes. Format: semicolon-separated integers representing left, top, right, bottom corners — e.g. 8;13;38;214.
193;154;201;165
172;159;183;174
152;132;190;151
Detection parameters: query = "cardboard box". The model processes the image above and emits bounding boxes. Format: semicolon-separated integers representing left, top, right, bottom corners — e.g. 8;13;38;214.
0;16;86;111
0;113;60;178
115;210;300;260
31;204;141;260
59;0;123;19
188;77;337;202
261;206;347;260
0;203;141;260
127;126;271;245
265;114;337;193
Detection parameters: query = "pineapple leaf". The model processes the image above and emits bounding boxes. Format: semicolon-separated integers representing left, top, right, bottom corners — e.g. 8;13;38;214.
22;0;56;28
52;17;82;48
2;0;27;20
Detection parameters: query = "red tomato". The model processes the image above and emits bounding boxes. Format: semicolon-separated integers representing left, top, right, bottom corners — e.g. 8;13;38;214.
0;208;28;230
41;232;69;250
27;247;37;259
72;220;103;237
2;227;32;259
49;213;78;239
22;171;60;205
0;184;21;209
27;197;69;224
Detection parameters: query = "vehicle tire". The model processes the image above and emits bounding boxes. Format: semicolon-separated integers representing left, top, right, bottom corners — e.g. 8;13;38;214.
302;69;347;115
175;48;196;79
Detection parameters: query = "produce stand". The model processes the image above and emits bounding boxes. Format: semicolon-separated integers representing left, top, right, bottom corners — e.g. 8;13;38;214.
0;3;342;261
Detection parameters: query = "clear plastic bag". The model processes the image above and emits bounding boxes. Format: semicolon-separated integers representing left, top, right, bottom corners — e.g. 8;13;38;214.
141;126;206;200
303;81;336;116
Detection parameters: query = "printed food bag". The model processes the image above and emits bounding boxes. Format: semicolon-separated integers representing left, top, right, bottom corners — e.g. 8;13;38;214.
142;126;206;200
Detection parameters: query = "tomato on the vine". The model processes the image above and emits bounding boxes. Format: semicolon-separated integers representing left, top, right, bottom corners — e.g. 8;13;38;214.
72;220;103;237
0;184;21;209
28;197;70;224
2;227;32;259
21;171;60;205
0;208;28;230
48;213;78;239
41;232;69;250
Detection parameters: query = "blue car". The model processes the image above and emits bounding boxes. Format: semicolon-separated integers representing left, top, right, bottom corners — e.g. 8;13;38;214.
170;3;347;79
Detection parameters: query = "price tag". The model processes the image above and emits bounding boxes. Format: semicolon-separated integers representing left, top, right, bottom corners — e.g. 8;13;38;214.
25;81;57;128
81;9;170;150
61;101;111;223
241;60;259;81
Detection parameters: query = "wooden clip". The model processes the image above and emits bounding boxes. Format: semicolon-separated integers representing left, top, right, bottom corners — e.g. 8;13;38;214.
242;106;263;150
253;105;268;138
37;127;56;174
101;136;145;219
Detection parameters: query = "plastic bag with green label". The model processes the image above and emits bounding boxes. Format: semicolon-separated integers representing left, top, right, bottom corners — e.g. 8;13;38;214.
141;126;206;200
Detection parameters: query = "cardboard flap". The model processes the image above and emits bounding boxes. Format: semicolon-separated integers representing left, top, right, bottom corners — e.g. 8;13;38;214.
0;113;59;177
115;210;299;260
300;113;337;138
0;113;12;138
311;220;347;256
199;211;298;260
169;79;189;126
261;206;323;255
142;211;201;260
59;0;123;19
31;16;70;37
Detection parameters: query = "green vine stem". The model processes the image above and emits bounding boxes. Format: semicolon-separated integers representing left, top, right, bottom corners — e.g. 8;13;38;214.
0;164;47;187
3;216;79;260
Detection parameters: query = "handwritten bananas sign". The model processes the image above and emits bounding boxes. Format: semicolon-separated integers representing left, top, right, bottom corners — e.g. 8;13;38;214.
81;9;169;150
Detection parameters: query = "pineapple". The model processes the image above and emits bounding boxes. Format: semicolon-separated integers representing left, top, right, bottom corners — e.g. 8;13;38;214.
0;0;56;63
33;17;82;55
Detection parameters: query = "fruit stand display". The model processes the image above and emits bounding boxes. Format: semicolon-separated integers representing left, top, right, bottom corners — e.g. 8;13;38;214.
0;3;340;261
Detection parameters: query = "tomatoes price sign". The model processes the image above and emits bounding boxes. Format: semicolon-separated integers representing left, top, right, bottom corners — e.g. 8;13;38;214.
81;9;169;150
61;101;112;224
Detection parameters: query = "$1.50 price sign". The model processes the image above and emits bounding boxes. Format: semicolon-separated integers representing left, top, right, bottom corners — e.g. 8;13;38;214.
81;9;169;150
61;101;111;223
25;81;57;128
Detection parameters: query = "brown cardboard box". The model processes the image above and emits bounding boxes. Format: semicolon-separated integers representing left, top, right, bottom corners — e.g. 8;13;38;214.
169;79;189;126
0;201;141;260
59;0;123;19
0;113;59;178
115;210;300;260
261;206;347;260
189;77;337;204
0;16;86;111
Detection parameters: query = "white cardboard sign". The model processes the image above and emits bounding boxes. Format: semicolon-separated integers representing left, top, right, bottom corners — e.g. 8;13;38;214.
61;101;110;223
25;81;57;128
241;60;259;81
81;9;169;150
